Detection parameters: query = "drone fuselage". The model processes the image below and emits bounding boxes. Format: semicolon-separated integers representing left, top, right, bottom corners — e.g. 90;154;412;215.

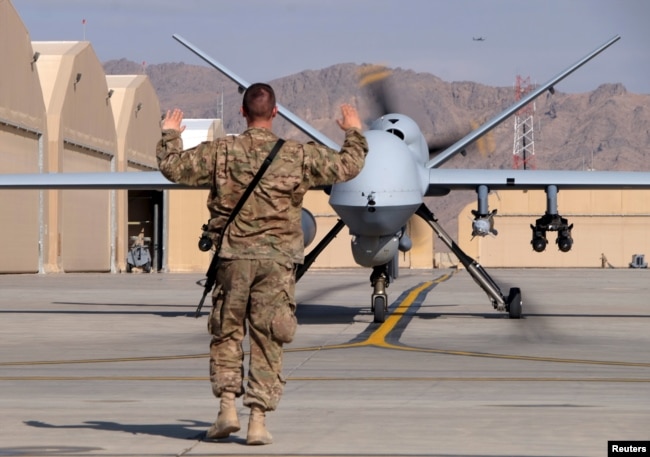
328;116;428;266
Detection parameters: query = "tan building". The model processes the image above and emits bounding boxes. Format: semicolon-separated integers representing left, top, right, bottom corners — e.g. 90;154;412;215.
1;0;161;273
0;0;46;273
35;40;118;272
106;75;162;272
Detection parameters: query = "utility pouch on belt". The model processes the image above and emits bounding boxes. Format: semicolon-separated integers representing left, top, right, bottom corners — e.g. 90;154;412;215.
271;304;297;344
194;138;285;318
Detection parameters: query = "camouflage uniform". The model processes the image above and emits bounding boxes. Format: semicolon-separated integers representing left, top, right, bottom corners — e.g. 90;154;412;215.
157;126;368;411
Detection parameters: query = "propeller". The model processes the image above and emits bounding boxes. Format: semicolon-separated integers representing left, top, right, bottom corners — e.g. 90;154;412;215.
358;64;473;158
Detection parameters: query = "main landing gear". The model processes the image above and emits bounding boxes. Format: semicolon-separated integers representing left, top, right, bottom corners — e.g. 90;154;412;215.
294;206;522;323
416;204;523;319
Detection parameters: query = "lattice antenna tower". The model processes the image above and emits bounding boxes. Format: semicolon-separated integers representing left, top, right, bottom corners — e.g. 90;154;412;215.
216;90;224;123
512;75;537;170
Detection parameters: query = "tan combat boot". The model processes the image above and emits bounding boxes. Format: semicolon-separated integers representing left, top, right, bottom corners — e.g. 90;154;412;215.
205;392;240;439
246;405;273;445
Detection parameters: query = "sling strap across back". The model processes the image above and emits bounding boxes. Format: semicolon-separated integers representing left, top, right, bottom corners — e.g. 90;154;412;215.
194;138;285;317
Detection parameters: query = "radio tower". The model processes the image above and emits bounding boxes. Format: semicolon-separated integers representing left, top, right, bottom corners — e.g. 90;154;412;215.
512;75;537;170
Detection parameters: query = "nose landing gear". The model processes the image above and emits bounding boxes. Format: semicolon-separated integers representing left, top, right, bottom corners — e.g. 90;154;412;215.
370;265;389;323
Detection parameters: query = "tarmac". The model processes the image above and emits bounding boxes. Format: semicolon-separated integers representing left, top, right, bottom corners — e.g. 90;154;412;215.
1;267;649;457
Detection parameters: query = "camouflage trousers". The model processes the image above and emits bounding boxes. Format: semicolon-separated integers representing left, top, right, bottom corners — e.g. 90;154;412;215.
208;258;297;411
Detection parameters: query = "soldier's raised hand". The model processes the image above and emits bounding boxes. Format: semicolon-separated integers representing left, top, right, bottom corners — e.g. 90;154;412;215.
336;104;362;131
162;108;186;133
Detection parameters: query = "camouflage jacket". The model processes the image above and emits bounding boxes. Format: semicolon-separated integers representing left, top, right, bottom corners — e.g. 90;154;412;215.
156;127;368;263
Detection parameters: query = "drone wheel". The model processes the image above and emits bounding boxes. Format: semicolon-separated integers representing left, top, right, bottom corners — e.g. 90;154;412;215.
506;287;522;319
373;295;387;323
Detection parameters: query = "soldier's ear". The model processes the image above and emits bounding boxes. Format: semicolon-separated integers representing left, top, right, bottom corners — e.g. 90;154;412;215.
271;106;278;118
240;106;245;117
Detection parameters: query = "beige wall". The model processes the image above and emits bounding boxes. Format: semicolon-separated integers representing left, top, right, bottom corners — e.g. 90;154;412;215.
1;0;163;274
106;75;161;271
163;120;226;272
303;191;357;268
108;75;160;172
459;189;650;268
34;41;117;272
0;1;46;273
0;127;41;272
0;2;46;126
408;216;435;268
166;190;212;272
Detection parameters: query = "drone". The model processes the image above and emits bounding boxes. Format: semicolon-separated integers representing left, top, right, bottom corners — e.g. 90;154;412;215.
5;34;646;324
170;34;643;324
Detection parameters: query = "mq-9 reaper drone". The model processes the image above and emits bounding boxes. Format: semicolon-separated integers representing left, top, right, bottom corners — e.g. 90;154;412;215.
171;34;638;323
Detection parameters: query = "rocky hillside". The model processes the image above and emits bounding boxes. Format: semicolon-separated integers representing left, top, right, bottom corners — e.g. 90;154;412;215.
104;59;650;244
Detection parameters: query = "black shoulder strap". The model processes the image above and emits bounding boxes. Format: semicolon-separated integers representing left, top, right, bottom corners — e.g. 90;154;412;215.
218;138;285;241
194;138;285;317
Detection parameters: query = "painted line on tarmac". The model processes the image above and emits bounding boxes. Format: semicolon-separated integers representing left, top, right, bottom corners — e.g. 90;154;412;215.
0;275;446;369
1;376;649;383
0;353;205;366
3;272;650;375
286;274;650;369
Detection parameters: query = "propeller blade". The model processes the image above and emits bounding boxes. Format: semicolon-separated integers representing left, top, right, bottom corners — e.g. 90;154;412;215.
358;64;397;118
359;64;470;158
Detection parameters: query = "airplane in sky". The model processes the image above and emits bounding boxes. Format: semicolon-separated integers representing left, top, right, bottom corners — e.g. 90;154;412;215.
472;37;486;41
2;34;645;324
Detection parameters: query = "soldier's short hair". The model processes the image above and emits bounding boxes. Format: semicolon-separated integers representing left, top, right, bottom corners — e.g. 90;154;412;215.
242;83;276;120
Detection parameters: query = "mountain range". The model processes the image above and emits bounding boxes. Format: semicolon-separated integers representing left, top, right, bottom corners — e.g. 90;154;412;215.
104;59;650;245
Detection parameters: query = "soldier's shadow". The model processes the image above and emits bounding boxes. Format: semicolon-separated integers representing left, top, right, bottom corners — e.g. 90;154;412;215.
23;419;246;444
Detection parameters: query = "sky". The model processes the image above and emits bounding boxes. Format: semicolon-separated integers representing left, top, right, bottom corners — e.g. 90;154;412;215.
12;0;650;94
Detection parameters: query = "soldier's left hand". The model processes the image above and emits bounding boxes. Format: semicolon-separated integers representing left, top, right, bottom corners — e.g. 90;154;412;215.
162;108;186;132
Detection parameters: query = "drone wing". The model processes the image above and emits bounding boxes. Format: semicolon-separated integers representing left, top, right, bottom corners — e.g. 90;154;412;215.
426;35;621;169
0;171;190;190
426;168;650;196
172;34;341;151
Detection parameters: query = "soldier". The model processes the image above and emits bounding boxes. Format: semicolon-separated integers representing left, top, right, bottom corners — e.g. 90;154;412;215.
156;83;368;445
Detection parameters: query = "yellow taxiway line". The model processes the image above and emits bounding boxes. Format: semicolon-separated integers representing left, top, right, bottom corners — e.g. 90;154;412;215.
2;273;650;382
